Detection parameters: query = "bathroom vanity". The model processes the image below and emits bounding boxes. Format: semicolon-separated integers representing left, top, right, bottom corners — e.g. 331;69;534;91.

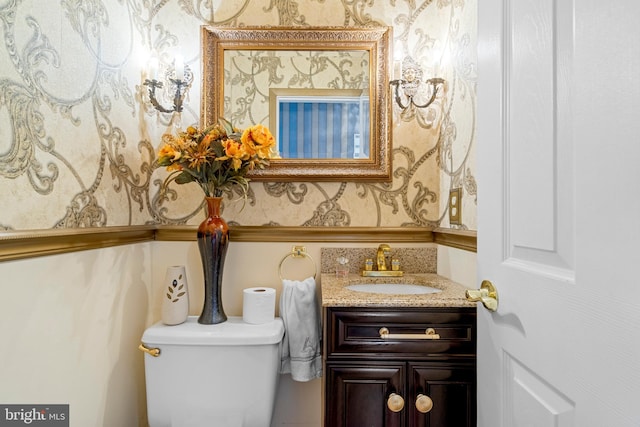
321;274;477;427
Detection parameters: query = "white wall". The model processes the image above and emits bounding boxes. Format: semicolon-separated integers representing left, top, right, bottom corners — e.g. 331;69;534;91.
0;240;473;427
152;240;438;427
437;245;477;289
152;240;470;427
0;243;153;427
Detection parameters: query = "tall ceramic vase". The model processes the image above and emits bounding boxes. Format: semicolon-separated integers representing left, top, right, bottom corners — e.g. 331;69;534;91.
197;196;229;324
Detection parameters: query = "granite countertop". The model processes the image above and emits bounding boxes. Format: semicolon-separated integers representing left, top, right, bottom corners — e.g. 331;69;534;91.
321;273;476;308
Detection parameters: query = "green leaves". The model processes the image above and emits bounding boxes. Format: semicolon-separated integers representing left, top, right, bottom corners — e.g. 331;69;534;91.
175;171;196;185
218;117;235;135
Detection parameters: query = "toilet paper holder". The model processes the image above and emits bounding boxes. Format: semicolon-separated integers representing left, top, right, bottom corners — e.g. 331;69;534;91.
278;246;317;280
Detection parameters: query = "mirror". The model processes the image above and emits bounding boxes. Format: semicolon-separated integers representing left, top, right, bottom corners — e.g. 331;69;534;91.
201;26;392;181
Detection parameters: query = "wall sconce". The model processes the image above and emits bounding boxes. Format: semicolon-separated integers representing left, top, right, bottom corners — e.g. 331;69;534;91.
390;56;444;110
144;55;193;114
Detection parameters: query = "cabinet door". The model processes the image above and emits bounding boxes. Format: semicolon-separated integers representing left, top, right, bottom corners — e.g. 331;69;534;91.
325;362;405;427
408;363;476;427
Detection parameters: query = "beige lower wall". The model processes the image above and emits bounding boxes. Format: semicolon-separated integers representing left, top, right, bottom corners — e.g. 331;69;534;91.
0;243;153;427
152;240;441;427
437;245;478;289
0;239;475;427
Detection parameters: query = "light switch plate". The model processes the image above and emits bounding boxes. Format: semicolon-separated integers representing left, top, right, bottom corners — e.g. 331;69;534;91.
448;188;462;225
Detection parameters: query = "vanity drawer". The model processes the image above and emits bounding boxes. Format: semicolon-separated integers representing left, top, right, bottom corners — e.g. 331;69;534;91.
324;307;476;359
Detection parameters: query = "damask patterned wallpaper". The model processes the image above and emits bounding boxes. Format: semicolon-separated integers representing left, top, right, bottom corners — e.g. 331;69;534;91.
0;0;477;231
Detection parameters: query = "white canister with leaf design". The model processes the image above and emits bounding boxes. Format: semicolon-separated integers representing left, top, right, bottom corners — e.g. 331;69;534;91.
161;265;189;325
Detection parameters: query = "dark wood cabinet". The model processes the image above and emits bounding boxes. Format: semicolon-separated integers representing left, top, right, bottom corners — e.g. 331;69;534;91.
326;362;405;427
408;362;476;427
323;307;476;427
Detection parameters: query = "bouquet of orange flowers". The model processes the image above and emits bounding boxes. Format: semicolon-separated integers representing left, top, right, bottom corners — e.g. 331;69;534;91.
157;118;278;198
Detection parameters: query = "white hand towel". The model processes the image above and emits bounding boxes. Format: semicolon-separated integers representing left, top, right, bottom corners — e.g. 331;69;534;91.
279;276;322;382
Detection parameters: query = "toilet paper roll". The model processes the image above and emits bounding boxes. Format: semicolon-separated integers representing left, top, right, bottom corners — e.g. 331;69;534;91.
242;287;276;324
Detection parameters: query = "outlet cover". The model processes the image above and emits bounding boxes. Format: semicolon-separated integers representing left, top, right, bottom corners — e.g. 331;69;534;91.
448;188;462;225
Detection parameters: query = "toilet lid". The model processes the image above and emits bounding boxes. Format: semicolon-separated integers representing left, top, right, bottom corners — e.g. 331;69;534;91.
142;316;284;346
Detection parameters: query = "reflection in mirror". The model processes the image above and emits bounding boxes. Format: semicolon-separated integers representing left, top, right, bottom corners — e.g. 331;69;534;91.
269;89;370;159
201;26;392;181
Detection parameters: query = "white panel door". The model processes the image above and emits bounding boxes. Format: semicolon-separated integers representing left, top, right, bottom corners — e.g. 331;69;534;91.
476;0;640;426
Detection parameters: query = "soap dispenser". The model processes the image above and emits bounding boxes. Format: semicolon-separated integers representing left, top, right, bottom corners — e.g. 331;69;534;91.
335;256;349;278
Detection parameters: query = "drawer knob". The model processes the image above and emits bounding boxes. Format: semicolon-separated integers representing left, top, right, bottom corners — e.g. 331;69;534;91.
387;393;405;412
416;394;433;413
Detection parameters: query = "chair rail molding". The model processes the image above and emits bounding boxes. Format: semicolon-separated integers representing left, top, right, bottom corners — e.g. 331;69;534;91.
0;226;476;262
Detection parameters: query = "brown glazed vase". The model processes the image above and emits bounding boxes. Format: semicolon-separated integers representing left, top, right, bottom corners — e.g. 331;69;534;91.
197;196;229;324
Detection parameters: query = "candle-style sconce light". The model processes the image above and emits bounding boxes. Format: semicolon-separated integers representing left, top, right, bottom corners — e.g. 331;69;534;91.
144;54;194;114
390;56;444;110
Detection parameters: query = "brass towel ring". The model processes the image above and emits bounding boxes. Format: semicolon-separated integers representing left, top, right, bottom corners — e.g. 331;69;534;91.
278;246;317;281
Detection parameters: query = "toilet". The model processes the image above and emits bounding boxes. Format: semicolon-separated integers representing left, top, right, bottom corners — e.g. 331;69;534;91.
141;316;284;427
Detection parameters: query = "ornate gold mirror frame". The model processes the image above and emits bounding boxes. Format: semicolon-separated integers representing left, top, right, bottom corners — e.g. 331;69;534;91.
201;26;392;182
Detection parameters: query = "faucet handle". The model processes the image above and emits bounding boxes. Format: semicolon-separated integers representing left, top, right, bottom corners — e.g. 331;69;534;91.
364;259;374;271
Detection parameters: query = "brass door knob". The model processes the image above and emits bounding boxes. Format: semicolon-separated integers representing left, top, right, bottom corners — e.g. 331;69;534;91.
465;280;499;312
387;393;405;412
415;394;433;413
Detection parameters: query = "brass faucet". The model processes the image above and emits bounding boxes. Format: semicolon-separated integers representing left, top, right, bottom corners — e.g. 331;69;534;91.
376;244;391;271
362;244;403;277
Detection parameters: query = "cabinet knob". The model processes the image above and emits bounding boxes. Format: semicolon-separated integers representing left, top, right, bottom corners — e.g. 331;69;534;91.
387;393;405;412
415;394;434;413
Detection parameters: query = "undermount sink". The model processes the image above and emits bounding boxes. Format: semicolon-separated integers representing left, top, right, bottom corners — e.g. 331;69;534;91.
345;283;442;295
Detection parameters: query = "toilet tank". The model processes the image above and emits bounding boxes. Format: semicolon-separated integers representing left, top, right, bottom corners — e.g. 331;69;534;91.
141;316;284;427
